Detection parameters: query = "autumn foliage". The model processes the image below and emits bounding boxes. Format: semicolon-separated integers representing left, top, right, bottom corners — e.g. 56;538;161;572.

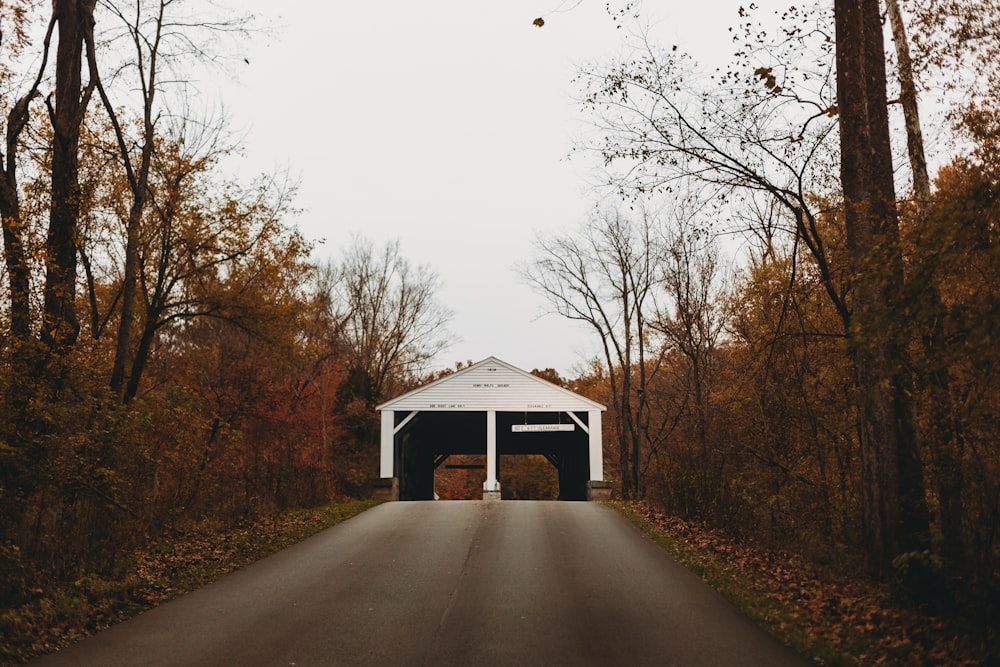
536;1;1000;657
0;3;455;616
2;2;1000;665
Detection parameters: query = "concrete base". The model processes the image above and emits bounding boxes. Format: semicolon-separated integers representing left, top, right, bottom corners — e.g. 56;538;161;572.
373;477;399;501
587;480;612;501
482;490;502;501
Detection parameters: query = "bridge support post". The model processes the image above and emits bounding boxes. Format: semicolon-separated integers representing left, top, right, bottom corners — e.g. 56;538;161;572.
588;409;603;481
483;409;501;500
380;410;394;478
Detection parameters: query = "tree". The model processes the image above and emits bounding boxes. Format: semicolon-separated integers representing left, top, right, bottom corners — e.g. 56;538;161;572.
319;237;452;485
324;236;453;409
652;220;729;501
722;242;858;556
904;155;1000;610
0;3;50;342
87;0;251;400
0;2;97;586
834;0;929;577
522;207;662;498
577;2;934;577
123;153;303;404
885;0;930;205
884;0;970;577
43;0;97;350
577;19;849;329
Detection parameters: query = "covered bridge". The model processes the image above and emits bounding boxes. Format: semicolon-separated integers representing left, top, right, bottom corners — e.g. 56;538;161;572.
376;356;609;501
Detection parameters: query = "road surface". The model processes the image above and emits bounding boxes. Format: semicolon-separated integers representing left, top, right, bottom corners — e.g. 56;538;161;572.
32;501;811;666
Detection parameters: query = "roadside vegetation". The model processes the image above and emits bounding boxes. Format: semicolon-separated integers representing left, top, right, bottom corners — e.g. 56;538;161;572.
0;500;380;665
615;501;989;666
524;2;1000;661
2;3;998;666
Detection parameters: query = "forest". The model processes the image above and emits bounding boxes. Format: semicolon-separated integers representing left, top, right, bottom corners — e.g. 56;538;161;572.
1;0;998;662
521;0;999;653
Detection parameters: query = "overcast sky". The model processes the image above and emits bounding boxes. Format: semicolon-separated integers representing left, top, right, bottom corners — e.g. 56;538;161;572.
216;1;758;378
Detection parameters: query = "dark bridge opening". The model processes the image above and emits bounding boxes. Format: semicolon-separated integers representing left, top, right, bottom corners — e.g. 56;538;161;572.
394;410;591;501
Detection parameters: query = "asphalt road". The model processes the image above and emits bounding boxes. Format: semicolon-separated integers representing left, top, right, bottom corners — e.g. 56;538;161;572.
32;501;811;666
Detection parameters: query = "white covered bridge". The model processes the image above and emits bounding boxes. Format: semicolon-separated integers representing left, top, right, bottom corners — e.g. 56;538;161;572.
376;356;609;501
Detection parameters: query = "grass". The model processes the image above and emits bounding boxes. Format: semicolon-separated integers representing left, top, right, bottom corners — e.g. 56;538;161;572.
0;499;381;665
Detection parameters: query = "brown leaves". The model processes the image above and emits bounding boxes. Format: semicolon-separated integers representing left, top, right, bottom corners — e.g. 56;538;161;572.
533;17;545;27
753;67;782;94
624;501;985;666
1;502;379;663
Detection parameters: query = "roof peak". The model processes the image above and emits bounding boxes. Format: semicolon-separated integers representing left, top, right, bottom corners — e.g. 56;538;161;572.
377;356;605;412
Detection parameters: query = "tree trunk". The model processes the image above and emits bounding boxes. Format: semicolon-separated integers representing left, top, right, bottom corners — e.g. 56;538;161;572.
886;0;967;571
111;195;145;398
1;97;32;340
885;0;931;205
0;181;29;341
633;319;646;499
834;0;929;578
104;10;160;400
42;0;95;350
1;18;52;343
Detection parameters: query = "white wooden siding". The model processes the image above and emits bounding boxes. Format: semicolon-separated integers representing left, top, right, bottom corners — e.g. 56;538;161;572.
377;356;605;413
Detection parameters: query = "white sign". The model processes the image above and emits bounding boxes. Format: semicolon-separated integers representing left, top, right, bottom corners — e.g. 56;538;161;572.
511;424;575;433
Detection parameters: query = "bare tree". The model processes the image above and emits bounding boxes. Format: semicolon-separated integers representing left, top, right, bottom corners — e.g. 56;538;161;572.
577;26;849;329
325;236;453;407
652;220;729;493
522;207;661;498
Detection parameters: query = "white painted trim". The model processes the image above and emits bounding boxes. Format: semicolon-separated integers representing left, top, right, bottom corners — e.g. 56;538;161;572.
484;409;500;492
394;411;417;434
380;410;394;478
567;411;589;434
588;410;603;481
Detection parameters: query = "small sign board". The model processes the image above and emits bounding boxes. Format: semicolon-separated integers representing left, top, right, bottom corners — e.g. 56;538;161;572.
512;424;575;433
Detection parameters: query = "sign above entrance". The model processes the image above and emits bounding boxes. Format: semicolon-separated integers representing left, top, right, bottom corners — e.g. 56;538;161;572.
512;424;576;433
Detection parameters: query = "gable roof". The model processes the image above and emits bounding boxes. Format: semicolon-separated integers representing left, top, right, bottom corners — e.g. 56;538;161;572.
377;356;606;412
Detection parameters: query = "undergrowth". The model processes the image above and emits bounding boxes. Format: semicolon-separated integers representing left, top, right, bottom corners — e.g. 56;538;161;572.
612;501;989;667
0;499;381;665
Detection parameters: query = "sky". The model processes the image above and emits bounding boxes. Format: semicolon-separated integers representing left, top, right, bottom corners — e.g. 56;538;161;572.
214;1;757;378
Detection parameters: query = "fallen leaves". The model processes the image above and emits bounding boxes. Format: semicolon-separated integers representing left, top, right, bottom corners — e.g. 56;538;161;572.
0;500;381;664
619;501;985;666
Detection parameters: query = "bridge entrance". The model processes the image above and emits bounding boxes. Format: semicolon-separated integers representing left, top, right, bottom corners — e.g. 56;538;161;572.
394;410;592;501
375;357;609;501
